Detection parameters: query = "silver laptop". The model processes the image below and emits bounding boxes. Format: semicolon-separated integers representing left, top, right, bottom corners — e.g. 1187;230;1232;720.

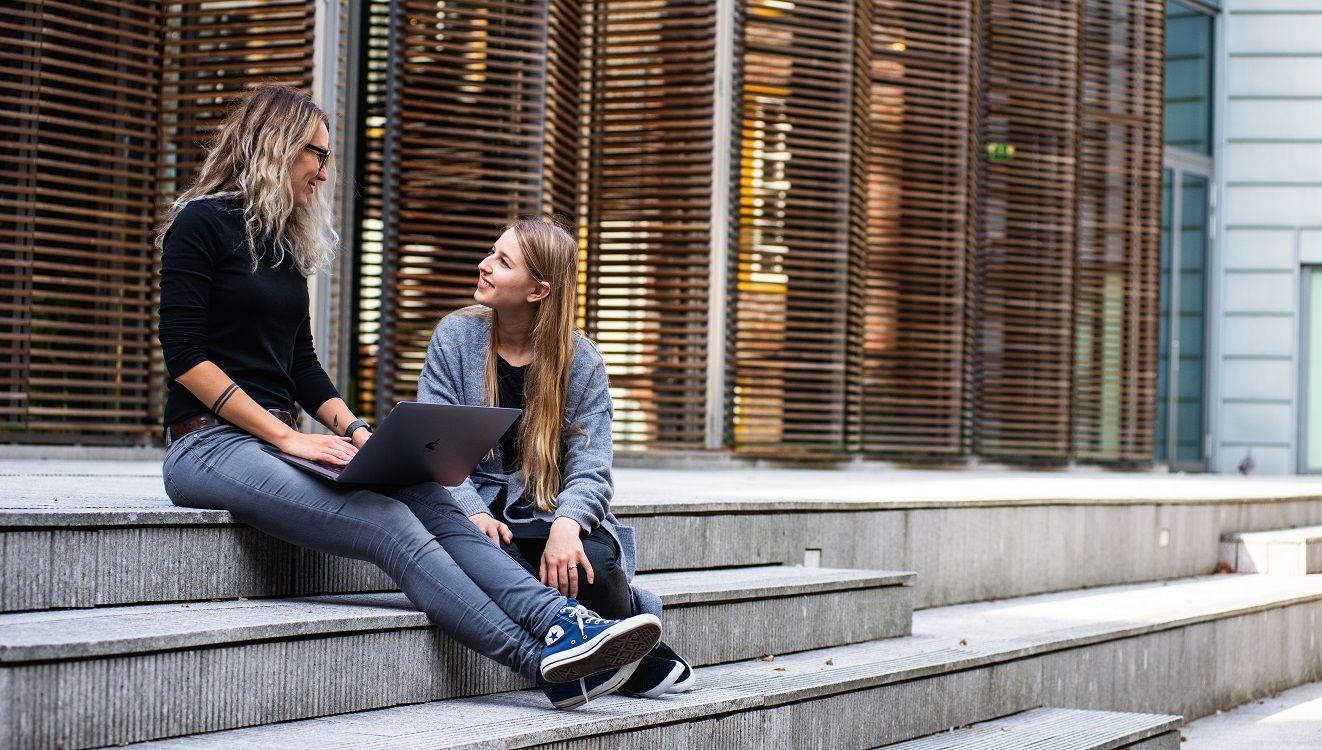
266;401;520;485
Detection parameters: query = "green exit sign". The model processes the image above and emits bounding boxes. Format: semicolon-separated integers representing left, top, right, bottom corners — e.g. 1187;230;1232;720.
985;143;1016;160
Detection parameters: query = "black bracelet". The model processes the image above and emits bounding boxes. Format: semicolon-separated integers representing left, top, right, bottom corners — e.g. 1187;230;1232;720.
343;418;372;438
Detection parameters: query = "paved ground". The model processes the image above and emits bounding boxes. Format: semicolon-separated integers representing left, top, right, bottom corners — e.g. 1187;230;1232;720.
5;458;1322;512
1182;680;1322;748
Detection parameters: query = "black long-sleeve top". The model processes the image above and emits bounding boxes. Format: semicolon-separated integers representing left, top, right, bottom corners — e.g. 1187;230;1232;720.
157;196;339;428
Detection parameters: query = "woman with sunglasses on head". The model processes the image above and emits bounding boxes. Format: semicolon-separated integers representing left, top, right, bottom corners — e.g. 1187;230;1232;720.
417;218;695;701
157;84;660;710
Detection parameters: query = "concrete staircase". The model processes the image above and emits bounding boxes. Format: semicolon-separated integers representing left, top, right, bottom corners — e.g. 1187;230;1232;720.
4;461;1322;748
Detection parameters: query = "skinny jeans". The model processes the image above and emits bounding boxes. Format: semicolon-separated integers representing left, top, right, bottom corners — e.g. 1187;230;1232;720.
162;424;564;680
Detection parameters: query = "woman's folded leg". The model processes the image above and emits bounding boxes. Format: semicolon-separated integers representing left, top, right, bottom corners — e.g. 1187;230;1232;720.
163;427;554;679
390;483;572;629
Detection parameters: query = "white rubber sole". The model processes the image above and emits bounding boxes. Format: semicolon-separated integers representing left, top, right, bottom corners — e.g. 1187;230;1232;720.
549;660;640;710
668;666;696;693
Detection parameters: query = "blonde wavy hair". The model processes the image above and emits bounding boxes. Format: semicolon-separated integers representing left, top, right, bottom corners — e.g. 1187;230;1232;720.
156;84;336;276
483;218;582;512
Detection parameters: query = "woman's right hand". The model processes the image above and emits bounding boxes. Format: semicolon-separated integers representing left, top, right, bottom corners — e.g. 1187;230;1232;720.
468;512;513;546
276;431;358;466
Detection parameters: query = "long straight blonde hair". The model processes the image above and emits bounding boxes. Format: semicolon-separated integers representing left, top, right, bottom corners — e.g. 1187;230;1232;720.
485;218;581;511
156;84;336;276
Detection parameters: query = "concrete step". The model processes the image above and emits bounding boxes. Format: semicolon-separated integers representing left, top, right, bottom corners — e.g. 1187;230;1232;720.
877;707;1183;750
1181;679;1322;748
0;566;912;750
1220;525;1322;574
11;460;1322;611
123;574;1322;750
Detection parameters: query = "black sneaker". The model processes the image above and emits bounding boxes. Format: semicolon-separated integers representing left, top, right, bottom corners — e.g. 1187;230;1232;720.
540;662;639;709
651;641;695;693
618;655;684;699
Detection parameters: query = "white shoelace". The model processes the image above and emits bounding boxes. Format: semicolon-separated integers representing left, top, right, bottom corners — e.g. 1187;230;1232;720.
565;604;608;636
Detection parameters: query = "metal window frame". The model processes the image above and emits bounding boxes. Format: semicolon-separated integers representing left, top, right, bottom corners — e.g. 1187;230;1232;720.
1160;148;1215;471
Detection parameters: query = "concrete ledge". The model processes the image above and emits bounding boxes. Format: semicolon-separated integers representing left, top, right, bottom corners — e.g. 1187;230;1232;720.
9;462;1322;528
0;566;912;749
123;575;1322;750
10;462;1322;613
626;499;1322;609
877;707;1182;750
0;567;912;663
0;524;396;612
11;469;1322;613
1220;525;1322;574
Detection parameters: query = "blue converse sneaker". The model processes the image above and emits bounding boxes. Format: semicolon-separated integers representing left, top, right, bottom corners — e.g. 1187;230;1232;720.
540;661;639;710
539;601;661;683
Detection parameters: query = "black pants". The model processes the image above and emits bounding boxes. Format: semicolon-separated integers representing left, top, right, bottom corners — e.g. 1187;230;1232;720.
500;527;633;619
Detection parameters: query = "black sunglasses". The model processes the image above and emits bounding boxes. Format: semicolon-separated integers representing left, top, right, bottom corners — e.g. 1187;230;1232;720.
305;143;331;172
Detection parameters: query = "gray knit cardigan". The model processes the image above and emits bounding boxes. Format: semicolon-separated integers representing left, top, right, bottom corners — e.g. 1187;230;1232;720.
416;306;661;617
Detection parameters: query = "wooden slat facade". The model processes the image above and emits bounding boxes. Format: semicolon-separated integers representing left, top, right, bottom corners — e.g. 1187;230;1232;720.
1071;0;1164;462
579;0;720;449
729;0;866;452
1;1;161;439
862;0;977;455
158;1;315;190
355;0;580;419
973;0;1080;458
6;0;1169;465
0;0;315;442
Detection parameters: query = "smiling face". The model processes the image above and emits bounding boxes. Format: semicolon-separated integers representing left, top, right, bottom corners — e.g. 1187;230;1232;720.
290;121;330;208
474;228;550;312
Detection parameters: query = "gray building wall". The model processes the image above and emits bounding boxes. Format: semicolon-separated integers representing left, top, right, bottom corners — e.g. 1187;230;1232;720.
1216;0;1322;474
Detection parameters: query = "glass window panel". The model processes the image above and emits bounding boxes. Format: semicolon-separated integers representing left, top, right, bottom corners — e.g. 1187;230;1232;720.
1165;2;1213;155
1175;174;1208;464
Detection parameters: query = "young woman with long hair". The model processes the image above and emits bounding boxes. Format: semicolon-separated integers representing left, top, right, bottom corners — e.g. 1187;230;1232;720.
157;84;660;710
417;218;694;700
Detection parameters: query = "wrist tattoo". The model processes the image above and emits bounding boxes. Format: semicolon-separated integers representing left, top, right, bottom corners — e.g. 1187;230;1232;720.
333;415;339;430
211;383;239;415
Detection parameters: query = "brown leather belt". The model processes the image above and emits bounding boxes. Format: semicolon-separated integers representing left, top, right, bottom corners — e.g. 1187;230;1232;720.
165;409;296;445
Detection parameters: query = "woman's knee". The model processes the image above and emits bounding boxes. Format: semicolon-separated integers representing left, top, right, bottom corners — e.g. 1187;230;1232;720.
580;535;621;576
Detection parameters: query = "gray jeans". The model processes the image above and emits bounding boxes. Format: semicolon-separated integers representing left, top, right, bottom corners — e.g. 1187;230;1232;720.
162;424;564;680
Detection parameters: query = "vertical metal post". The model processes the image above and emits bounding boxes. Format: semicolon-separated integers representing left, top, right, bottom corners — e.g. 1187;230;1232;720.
375;0;402;421
706;0;736;450
1166;168;1182;466
335;0;366;396
309;0;340;389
